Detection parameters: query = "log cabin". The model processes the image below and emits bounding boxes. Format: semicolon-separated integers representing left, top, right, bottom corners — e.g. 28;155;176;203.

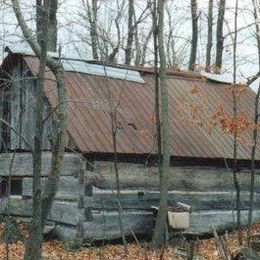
0;46;260;241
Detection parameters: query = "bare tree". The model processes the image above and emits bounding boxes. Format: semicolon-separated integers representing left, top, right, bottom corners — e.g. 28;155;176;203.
11;0;67;258
83;0;99;60
189;0;199;71
206;0;214;72
247;0;260;247
124;0;151;65
107;19;121;62
25;1;50;258
215;0;226;73
232;0;242;245
36;0;58;52
152;0;170;249
140;28;152;66
125;0;134;65
166;4;178;69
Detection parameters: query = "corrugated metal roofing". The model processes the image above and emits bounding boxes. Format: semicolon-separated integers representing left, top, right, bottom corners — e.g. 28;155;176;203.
7;54;260;160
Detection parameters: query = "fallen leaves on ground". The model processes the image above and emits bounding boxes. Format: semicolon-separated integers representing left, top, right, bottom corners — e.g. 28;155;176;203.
0;222;260;259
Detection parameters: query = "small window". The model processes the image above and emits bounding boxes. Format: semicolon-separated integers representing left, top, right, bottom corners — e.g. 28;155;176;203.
10;178;23;195
0;177;23;197
0;177;7;197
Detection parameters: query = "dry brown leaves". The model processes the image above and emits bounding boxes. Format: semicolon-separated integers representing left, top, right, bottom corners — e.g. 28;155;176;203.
0;222;260;259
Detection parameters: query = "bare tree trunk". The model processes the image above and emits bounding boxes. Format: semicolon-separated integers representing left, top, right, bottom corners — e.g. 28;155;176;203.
25;1;50;259
85;0;99;60
107;18;120;63
152;0;162;187
140;28;152;66
125;0;134;65
41;64;67;228
188;0;198;71
111;112;128;253
36;0;57;52
133;10;141;66
215;0;226;73
247;0;260;247
12;0;67;257
232;0;242;245
102;65;128;251
152;0;170;249
206;0;213;72
48;0;58;52
166;6;178;69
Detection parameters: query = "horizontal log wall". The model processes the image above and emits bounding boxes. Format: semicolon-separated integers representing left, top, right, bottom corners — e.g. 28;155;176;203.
84;188;260;211
23;176;83;201
0;198;82;226
1;155;260;240
80;160;260;240
0;152;85;177
188;209;260;235
0;152;87;241
89;161;260;192
79;209;260;240
79;211;154;241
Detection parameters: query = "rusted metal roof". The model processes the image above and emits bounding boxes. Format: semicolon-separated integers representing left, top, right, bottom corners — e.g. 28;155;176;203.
7;55;260;160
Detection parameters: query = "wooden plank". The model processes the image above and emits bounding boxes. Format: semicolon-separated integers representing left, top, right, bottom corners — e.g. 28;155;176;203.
188;209;260;235
20;75;36;150
0;152;85;177
23;176;83;201
0;197;81;225
89;161;260;192
10;64;22;150
85;189;260;211
81;211;154;240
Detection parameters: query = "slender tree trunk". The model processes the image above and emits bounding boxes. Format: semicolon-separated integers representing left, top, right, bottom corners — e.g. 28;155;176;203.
108;18;120;63
125;0;134;65
36;0;57;52
36;0;42;45
215;0;226;73
86;0;99;60
12;0;67;256
232;0;242;245
24;1;50;259
140;28;152;66
41;65;67;228
133;10;141;66
206;0;213;72
102;65;128;252
111;112;128;253
48;0;58;52
152;0;170;249
152;0;162;183
188;0;198;71
248;83;260;247
247;0;260;247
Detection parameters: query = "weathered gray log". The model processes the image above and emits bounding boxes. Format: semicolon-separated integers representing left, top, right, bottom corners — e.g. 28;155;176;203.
85;188;260;211
188;209;260;235
0;152;85;177
0;198;82;225
23;176;83;201
5;216;77;240
89;161;260;192
80;209;260;240
50;225;77;240
80;210;154;240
